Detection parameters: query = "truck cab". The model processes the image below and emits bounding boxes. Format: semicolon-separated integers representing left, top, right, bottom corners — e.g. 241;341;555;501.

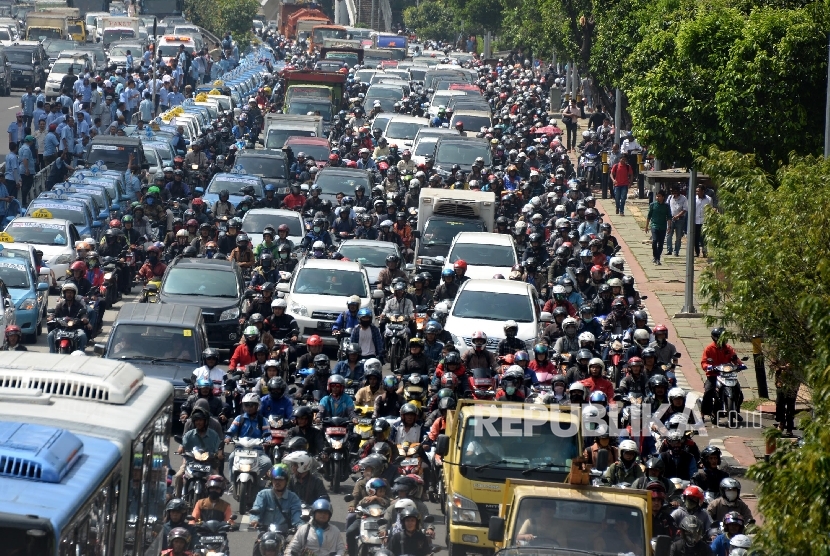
487;479;671;556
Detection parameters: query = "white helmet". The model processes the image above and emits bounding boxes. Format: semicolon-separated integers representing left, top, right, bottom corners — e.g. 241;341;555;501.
409;178;420;189
312;240;325;250
433;302;449;318
395;498;417;511
729;534;751;549
562;317;578;329
608;256;625;274
272;298;288;309
503;319;518;331
531;213;543;221
365;358;382;374
380;219;394;228
588;357;605;371
578;332;595;344
668;387;686;401
242;393;261;406
283;450;314;474
619;439;638;453
71;350;86;356
552;285;566;295
633;329;650;343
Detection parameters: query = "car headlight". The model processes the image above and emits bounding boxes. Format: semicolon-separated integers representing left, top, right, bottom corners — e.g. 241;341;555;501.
53;253;73;265
173;386;188;398
219;307;239;320
290;301;308;317
450;333;462;346
18;298;36;311
450;493;481;524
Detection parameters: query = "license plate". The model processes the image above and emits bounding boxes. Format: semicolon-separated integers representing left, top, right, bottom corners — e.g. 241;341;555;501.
190;463;211;472
345;388;355;396
721;373;737;379
363;522;379;530
237;450;258;457
317;321;333;331
200;536;225;543
271;429;288;438
327;426;348;435
401;458;420;466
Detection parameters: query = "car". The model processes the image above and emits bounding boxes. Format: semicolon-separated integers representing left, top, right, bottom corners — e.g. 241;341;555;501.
313;167;373;204
443;279;548;356
41;38;79;66
337;239;401;287
3;217;80;287
233;151;289;195
242;208;305;249
157;257;245;350
427;90;470;117
94;303;209;417
64;43;108;74
449;110;493;136
383;115;429;150
5;41;47;88
365;84;404;113
44;54;92;98
25;198;100;239
442;232;517;280
0;245;47;342
0;46;11;96
106;41;143;71
84;136;150;172
276;258;384;347
433;135;492;178
202;172;265;209
411;127;459;166
284;136;331;168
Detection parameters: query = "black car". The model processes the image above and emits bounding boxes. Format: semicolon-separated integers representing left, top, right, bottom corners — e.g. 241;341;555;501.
157;257;245;350
235;150;290;200
5;42;47;88
84;135;150;172
94;303;209;418
314;166;374;204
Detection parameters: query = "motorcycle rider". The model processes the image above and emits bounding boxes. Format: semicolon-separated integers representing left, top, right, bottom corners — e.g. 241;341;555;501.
658;430;697;480
432;268;459;304
284;451;329;505
553;317;581;354
387;507;431;556
162;500;195;551
497;320;526;355
669;516;713;556
374;375;404;419
212;190;235;218
580;358;615;400
397;337;431;380
217;218;241;255
318;374;357;420
138;245;166;283
671;487;713;537
603;439;644;485
297;354;333;401
288;406;327;457
250;465;303;531
346;477;391;556
296;334;325;373
224;392;273;477
377;254;407;288
229;326;262;370
47;283;89;353
632;457;674;493
162;527;194;556
333;295;362;335
285;498;345;556
496;368;526;402
463;330;498;372
334;343;365;381
230;234;255;270
257;184;281;209
691;445;729;494
174;408;222;497
709;512;747;556
67;260;99;331
191;348;224;386
191;475;234;524
707;478;753;523
700;328;741;419
2;325;26;351
261;377;294;421
355;361;383;405
619;357;649;397
265;299;299;364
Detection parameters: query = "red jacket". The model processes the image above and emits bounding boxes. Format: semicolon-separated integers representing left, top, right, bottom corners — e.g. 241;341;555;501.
229;343;256;370
701;342;738;377
542;299;576;316
138;261;166;281
580;376;615;401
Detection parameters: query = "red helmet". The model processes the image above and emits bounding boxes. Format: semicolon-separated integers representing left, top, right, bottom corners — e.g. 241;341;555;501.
186;219;198;228
70;261;87;272
683;485;704;503
653;324;669;337
192;198;205;207
277;224;290;233
173;155;184;164
147;245;161;254
109;219;121;228
5;325;21;338
453;260;467;272
328;153;340;163
627;356;644;367
378;161;389;171
346;160;357;168
307;335;323;347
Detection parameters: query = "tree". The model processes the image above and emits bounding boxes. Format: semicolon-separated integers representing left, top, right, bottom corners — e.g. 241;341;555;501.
184;0;258;44
403;1;463;43
698;148;830;552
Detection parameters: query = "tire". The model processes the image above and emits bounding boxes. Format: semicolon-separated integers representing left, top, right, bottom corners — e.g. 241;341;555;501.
727;397;738;428
238;481;251;515
331;460;341;494
36;315;42;337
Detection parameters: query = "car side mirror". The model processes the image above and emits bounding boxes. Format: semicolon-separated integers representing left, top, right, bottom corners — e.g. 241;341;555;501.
93;343;106;355
539;311;552;323
372;289;385;300
37;282;48;292
435;434;449;457
487;516;505;542
141;162;150;170
276;282;289;293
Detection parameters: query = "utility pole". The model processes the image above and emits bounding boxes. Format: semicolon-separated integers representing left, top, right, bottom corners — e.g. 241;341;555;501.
676;168;703;318
614;88;622;144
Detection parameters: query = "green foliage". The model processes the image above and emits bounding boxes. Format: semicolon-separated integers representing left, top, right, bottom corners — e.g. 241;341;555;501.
184;0;258;43
403;1;462;43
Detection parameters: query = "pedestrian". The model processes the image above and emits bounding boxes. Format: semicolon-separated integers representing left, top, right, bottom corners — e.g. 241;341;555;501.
20;85;36;128
645;190;671;265
34;118;47;170
693;184;711;258
666;184;688;257
773;359;798;437
5;142;20;200
46;150;74;190
610;154;633;216
7;111;23;145
43;123;60;166
561;99;579;151
18;135;35;205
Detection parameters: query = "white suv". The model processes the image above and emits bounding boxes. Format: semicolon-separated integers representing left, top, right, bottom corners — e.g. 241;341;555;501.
276;258;384;347
443;231;517;280
45;55;92;98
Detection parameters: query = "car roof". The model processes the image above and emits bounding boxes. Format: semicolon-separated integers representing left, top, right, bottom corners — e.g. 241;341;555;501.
387;115;428;124
299;258;364;272
115;303;203;326
453;231;513;245
90;135;142;147
317;167;370;177
451;109;491;117
168;257;237;271
339;239;398;250
285;136;330;147
243;208;302;219
460;278;533;294
237;150;286;160
210;172;262;183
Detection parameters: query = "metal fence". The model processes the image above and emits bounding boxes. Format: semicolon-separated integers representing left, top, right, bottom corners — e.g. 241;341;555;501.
0;159;57;209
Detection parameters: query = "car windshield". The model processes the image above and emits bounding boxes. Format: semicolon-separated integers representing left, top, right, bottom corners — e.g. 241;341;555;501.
104;29;135;43
0;29;10;40
243;212;302;236
158;43;192;57
6;50;33;64
68;23;83;34
51;61;86;74
386;121;426;140
87;143;140;168
452;290;534;322
109;45;136;56
28;205;85;225
450;115;491;133
368;87;402;100
413;137;437;156
286;100;332;122
509;498;646;555
208;177;263;196
265;128;315;150
337;244;394;267
436;141;491;167
290;143;330;161
459;416;579;470
44;40;77;57
108;324;200;362
162;267;239;298
143;147;158;165
293;268;367;297
150;142;173;163
315;172;370;196
0;264;30;288
6;222;68;245
236;156;287;179
422;218;485;245
450;243;515;267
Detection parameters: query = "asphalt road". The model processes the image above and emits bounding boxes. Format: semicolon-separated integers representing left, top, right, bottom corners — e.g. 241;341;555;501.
29;288;446;556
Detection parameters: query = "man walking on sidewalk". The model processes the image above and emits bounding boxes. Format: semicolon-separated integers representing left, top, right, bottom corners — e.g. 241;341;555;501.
646;190;671;265
610;155;633;216
666;184;688;256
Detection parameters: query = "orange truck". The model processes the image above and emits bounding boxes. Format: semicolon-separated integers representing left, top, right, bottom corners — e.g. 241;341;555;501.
279;4;331;40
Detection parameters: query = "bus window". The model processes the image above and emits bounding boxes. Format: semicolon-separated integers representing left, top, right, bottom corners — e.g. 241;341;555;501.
59;468;122;556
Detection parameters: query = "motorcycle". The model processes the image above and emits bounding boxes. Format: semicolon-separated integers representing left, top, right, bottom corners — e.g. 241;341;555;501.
345;495;388;556
321;416;352;493
191;518;237;555
353;407;375;451
249;523;293;556
47;312;87;354
99;257;120;308
182;447;215;509
229;437;267;515
383;313;408;372
139;278;162;303
710;358;749;428
605;335;627;387
413;305;430;338
335;327;354;361
267;417;292;462
402;373;428;410
397;442;426;479
467;367;496;400
580;152;600;189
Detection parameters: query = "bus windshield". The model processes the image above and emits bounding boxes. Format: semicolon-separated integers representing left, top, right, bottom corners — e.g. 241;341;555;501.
0;525;51;555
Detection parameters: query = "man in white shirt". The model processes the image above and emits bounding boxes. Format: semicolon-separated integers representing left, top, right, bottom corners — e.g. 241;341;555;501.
694;184;712;258
666;184;688;257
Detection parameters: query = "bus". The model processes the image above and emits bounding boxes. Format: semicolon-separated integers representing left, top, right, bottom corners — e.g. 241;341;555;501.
0;352;174;556
310;24;347;51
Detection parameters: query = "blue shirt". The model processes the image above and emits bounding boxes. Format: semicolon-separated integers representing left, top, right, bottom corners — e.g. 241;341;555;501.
5;152;19;182
0;181;9;215
7;121;22;143
319;393;354;418
33;108;46;124
250;488;302;529
259;394;294;420
180;427;221;455
20;93;36;116
18;144;34;176
333;360;364;381
225;412;270;440
124;172;142;200
60;126;74;150
332;310;360;332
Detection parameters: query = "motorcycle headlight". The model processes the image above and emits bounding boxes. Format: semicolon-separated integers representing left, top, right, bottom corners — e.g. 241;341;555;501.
18;298;36;311
53;253;74;265
239;463;252;472
290;301;308;317
219;306;239;320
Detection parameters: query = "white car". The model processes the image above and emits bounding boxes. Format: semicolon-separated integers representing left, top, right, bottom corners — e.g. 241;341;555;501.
241;208;305;250
276;258;384;347
3;217;81;289
383;115;429;150
443;232;517;280
443;279;549;356
45;56;92;98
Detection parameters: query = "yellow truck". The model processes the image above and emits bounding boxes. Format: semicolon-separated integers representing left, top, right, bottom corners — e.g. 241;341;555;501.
486;478;672;556
434;400;582;556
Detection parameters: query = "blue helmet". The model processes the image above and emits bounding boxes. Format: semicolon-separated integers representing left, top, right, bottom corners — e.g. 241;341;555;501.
441;268;454;278
589;391;608;404
265;183;276;192
383;375;398;389
269;464;289;480
358;307;373;318
514;350;530;362
533;343;548;355
424;320;443;334
311;498;333;516
195;378;211;389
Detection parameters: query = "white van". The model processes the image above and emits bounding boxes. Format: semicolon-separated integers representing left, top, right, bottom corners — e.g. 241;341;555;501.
443;231;517;280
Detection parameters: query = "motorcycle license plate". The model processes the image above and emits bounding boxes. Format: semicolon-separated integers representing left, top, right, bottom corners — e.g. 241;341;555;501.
200;536;225;543
190;463;211;472
721;373;737;380
271;430;288;439
317;321;333;331
363;522;379;530
401;458;420;466
345;388;355;396
327;427;348;435
237;450;258;458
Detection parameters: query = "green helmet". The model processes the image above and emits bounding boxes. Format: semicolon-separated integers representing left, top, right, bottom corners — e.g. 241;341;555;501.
122;215;133;223
147;186;161;195
244;325;259;336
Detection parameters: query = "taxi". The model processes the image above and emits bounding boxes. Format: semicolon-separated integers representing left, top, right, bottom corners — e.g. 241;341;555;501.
202;171;264;208
0;242;48;342
156;35;196;66
25;196;100;239
2;217;80;286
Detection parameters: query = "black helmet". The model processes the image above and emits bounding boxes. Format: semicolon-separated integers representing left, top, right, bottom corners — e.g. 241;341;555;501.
711;327;725;343
287;435;309;451
294;406;314;420
385;254;400;265
576;348;593;362
392;474;419;494
372;442;393;462
345;342;362;356
372;419;391;434
644;457;665;471
267;377;287;396
314;353;330;370
399;506;421;524
202;347;219;362
253;343;269;355
166;498;187;513
438;397;457;410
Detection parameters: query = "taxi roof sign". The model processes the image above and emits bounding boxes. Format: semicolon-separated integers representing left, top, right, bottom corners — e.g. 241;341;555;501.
30;209;53;219
163;36;194;42
0;232;14;243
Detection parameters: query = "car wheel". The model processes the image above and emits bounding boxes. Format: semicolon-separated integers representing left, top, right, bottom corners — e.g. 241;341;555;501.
23;331;36;344
36;315;42;336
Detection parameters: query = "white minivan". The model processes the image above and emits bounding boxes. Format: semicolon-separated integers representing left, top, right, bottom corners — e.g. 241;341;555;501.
443;232;517;280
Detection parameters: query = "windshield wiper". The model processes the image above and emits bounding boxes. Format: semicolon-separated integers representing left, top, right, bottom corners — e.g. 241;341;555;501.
521;462;566;475
474;459;510;472
152;357;198;363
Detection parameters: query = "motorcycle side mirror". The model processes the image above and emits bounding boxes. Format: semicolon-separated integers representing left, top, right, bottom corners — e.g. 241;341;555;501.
174;435;183;444
423;515;434;524
183;377;192;385
372;289;385;299
343;494;354;502
411;230;421;239
243;289;256;299
594;448;610;472
613;393;622;402
640;295;648;300
405;263;416;272
741;356;749;361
